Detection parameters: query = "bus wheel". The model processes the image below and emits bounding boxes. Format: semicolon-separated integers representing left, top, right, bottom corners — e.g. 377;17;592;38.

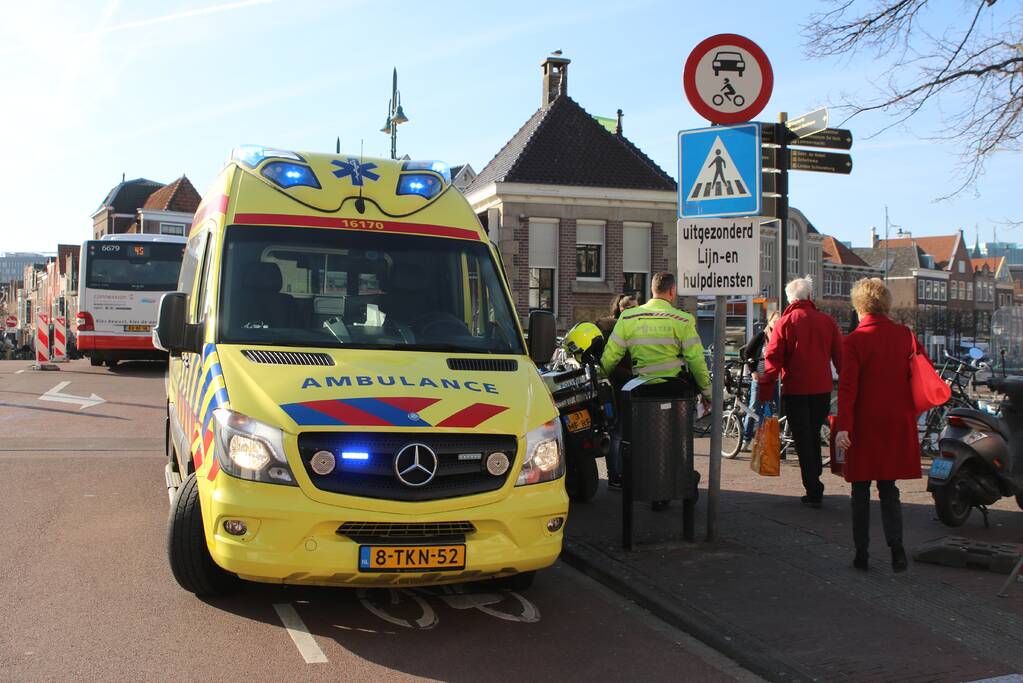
167;473;239;596
90;357;102;367
106;359;119;369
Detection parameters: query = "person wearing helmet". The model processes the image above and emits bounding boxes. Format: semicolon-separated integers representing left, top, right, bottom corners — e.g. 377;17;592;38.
600;272;711;510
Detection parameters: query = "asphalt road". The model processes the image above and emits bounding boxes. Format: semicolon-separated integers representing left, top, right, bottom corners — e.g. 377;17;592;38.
0;359;753;682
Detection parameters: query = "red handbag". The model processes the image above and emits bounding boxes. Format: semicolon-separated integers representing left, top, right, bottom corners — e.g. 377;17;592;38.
908;334;950;415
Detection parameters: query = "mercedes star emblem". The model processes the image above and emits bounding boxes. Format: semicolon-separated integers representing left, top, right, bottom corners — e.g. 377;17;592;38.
393;442;439;487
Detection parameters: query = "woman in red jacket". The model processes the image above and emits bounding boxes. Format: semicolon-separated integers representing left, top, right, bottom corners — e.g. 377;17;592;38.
835;278;923;572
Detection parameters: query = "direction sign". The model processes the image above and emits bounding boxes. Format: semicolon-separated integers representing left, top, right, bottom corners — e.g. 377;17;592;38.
5;315;16;329
790;149;853;174
677;217;760;296
785;107;828;139
761;124;853;150
678;123;761;218
683;34;773;124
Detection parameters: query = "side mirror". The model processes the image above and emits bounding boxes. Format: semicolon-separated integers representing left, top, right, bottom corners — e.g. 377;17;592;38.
154;292;189;356
527;310;557;365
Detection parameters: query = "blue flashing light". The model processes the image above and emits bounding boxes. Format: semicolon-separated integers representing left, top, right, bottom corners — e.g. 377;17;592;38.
231;145;303;168
402;160;451;184
341;451;370;461
396;173;443;199
261;161;321;189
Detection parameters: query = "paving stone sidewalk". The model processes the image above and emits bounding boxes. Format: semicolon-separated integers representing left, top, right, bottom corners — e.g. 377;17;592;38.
562;441;1023;683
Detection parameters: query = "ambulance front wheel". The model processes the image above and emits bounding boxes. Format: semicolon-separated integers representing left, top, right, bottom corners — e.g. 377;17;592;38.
168;472;239;596
566;455;598;502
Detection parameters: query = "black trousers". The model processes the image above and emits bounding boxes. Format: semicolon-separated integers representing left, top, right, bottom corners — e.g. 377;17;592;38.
851;480;903;550
783;393;830;500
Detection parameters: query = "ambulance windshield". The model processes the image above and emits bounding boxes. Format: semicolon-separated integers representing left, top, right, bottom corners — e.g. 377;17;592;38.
218;225;524;354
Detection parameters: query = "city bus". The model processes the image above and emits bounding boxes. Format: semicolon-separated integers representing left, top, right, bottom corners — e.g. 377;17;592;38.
77;234;186;367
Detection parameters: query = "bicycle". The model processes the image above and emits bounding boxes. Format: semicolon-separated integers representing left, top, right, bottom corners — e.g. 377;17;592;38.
919;351;983;456
719;361;834;462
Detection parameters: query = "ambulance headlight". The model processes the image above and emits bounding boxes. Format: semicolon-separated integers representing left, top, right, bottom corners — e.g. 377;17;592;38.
516;419;565;486
213;408;297;486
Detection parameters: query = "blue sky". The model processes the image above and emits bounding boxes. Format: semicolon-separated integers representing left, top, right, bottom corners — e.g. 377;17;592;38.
2;0;1017;252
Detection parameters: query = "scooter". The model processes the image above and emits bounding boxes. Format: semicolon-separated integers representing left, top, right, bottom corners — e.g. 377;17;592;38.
540;343;615;503
927;374;1023;527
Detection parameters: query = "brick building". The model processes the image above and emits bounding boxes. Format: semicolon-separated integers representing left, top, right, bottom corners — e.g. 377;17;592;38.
91;175;200;239
818;236;882;328
465;56;677;330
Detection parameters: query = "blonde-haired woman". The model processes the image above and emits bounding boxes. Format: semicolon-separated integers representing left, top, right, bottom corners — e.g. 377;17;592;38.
835;278;923;572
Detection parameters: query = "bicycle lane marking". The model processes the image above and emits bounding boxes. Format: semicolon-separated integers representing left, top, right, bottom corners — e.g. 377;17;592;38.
273;603;328;663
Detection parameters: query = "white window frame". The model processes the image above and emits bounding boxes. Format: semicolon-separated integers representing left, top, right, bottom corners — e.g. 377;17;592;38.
528;218;559;314
575;219;605;282
159;222;186;236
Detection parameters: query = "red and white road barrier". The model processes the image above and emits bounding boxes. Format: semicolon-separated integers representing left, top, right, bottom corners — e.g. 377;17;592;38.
35;313;50;363
52;316;67;361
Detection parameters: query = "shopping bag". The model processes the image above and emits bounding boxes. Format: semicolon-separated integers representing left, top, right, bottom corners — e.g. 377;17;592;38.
910;348;950;415
750;404;780;477
828;415;844;476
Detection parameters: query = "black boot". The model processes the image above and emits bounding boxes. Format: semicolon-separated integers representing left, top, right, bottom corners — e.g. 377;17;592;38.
891;545;908;573
853;548;869;571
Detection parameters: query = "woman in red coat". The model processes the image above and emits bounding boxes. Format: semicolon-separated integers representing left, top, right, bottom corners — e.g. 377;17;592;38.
835;278;923;573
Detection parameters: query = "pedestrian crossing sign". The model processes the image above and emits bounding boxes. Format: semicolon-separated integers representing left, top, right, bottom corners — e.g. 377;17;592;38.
678;123;761;218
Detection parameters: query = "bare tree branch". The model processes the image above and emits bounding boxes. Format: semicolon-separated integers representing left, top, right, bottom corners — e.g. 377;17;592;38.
803;0;1022;200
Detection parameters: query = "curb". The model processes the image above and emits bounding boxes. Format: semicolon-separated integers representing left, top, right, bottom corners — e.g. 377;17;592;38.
561;536;810;683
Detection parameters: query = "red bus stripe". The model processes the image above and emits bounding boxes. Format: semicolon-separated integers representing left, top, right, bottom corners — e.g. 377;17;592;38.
436;403;508;428
77;334;156;350
233;213;480;241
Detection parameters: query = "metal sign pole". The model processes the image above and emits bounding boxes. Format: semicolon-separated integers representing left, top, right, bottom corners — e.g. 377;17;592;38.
706;295;726;542
777;112;789;309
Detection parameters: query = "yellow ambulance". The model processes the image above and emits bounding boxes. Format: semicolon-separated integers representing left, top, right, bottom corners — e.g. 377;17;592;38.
156;146;566;595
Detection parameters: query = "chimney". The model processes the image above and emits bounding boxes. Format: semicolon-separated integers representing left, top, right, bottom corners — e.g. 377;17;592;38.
870;226;878;248
615;109;623;136
541;55;571;108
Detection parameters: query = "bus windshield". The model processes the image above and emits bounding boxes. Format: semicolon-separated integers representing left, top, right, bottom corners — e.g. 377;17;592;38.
85;241;184;291
218;225;524;355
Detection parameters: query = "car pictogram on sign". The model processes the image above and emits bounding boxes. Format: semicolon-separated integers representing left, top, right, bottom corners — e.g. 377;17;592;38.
712;51;745;77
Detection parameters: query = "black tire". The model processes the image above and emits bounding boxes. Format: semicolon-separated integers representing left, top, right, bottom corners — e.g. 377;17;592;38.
1016;494;1023;511
721;411;743;459
90;357;102;367
167;472;239;596
566;454;599;503
932;473;973;527
491;571;536;592
106;359;119;369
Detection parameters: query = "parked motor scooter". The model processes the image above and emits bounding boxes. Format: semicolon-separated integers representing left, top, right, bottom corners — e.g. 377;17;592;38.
540;323;615;503
927;374;1023;526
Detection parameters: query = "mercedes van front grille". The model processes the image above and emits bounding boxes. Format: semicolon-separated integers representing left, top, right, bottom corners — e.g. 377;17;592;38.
297;432;517;501
242;349;335;366
336;521;476;539
446;358;518;372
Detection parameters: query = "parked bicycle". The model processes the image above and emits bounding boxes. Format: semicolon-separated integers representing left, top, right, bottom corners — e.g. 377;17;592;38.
919;349;983;456
718;361;834;461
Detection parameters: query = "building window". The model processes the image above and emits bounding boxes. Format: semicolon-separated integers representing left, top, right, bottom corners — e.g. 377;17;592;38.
918;280;925;300
159;222;186;236
528;268;554;312
761;239;774;273
787;243;799;278
575;220;605;280
623;222;651;304
624;273;647;302
967;282;974;300
528;218;558;314
958;261;965;273
939;281;947;301
925;280;933;300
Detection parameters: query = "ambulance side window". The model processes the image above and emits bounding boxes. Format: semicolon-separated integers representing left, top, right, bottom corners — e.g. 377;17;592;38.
192;233;213;324
177;232;204;297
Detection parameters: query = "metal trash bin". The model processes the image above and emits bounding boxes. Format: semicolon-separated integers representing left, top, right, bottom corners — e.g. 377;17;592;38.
620;377;697;548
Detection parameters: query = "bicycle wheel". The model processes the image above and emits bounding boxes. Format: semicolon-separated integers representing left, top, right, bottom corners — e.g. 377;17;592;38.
721;410;743;459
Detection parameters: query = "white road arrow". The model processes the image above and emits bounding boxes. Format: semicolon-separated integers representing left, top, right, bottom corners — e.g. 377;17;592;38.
39;381;105;410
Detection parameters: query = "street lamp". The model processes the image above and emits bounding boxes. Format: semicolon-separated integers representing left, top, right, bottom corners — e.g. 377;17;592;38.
380;67;409;159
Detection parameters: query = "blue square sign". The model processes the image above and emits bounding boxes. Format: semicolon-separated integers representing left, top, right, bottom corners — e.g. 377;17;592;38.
678;123;761;218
